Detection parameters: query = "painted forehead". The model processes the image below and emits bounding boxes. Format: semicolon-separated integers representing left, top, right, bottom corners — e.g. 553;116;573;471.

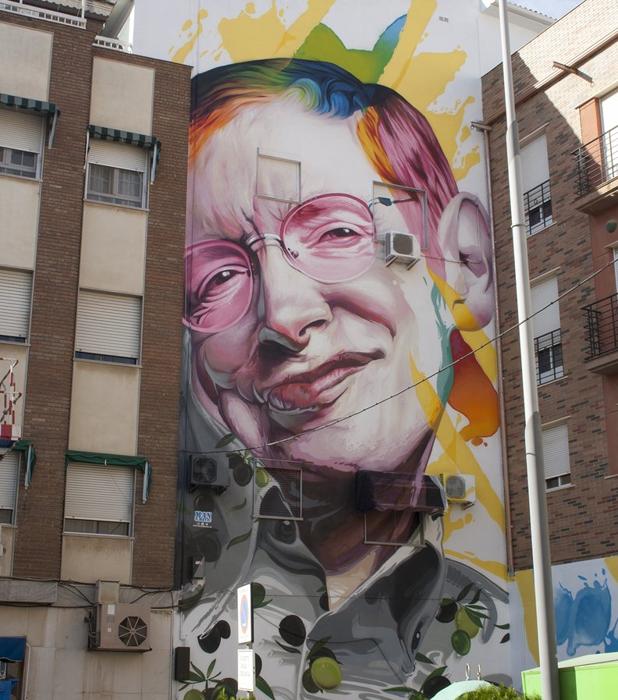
188;96;379;244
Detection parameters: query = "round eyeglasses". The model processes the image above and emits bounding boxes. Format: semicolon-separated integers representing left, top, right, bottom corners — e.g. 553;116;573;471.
185;193;376;333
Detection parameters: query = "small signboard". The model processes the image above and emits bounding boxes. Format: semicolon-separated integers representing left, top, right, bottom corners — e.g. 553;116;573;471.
193;510;213;528
237;583;253;644
237;648;255;692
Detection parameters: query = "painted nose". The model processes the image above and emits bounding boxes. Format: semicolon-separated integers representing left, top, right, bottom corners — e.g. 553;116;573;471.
257;244;332;351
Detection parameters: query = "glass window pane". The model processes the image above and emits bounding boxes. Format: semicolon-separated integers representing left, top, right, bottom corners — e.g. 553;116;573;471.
0;508;13;524
117;168;142;199
88;164;113;194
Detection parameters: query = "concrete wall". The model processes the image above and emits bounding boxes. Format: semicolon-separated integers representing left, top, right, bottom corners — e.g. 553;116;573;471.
0;603;173;700
0;21;52;100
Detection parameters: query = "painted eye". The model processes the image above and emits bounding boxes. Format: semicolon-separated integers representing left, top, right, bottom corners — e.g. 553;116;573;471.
208;269;241;288
322;227;358;239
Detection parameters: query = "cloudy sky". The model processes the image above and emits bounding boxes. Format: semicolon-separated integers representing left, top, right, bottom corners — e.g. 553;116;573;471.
521;0;583;18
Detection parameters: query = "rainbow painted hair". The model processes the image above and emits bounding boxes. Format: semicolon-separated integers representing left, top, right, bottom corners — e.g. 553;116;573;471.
190;58;458;258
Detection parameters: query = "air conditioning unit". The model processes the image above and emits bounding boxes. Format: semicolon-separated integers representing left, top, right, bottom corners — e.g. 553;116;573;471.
89;603;151;652
441;474;476;508
384;231;420;269
190;455;229;492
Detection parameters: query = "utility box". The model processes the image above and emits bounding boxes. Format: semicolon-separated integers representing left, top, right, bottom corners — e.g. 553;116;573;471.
521;652;618;698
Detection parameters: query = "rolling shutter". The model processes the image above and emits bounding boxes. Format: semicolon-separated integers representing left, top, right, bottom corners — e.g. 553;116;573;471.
64;463;133;522
521;134;550;193
531;276;560;338
0;268;32;340
542;424;570;479
88;140;147;172
75;290;141;360
0;108;44;152
0;451;18;512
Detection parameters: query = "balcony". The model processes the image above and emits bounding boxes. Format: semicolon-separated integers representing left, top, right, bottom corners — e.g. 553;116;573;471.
523;179;552;236
583;292;618;374
574;125;618;213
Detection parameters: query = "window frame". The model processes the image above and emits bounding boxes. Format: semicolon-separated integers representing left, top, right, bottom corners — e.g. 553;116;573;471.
63;462;135;538
542;421;572;492
74;289;143;366
86;161;147;209
0;107;45;180
0;451;20;526
0;267;33;344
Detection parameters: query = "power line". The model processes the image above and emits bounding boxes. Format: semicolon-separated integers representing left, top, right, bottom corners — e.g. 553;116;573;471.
195;256;615;457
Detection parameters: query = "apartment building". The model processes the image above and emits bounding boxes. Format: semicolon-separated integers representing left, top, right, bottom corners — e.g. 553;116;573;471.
482;0;618;672
0;1;189;697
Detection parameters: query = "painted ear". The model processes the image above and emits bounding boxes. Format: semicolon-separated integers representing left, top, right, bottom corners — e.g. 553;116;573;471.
438;193;494;331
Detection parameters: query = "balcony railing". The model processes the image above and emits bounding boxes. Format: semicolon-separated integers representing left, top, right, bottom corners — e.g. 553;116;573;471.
534;328;563;384
523;179;552;236
583;292;618;361
0;0;87;27
574;125;618;197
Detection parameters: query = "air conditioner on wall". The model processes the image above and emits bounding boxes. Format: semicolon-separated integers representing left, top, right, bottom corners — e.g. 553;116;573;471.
384;231;420;268
440;474;476;508
89;603;151;652
189;455;229;492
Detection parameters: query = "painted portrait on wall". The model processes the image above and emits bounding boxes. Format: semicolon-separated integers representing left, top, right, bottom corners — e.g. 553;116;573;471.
177;56;508;699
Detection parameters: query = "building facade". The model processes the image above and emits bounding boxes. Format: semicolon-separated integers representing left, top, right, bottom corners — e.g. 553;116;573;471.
130;1;550;698
482;0;618;674
0;1;189;697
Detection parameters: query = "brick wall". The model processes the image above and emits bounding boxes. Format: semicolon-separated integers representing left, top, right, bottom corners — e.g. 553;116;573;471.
482;0;618;571
13;15;98;579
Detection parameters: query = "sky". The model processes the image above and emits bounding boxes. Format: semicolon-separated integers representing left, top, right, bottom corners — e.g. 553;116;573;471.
519;0;583;19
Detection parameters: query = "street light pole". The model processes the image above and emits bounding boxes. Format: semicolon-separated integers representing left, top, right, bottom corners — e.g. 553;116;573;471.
497;2;560;698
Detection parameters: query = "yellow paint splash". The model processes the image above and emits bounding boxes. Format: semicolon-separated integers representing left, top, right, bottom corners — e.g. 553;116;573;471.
515;569;540;664
442;510;473;544
445;549;507;582
605;555;618;585
410;351;505;533
379;0;477;181
171;9;209;64
218;0;336;62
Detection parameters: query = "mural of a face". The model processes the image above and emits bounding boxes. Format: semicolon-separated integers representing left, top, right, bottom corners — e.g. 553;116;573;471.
186;65;493;476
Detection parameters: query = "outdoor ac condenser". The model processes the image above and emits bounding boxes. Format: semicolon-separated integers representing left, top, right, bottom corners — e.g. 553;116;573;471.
89;603;151;652
384;231;420;268
440;474;476;508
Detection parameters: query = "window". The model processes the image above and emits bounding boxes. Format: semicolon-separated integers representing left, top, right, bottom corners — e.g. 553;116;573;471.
0;268;32;343
64;462;133;536
531;276;563;384
521;134;552;235
75;290;142;364
86;140;148;208
0;452;19;524
542;423;571;490
0;107;43;179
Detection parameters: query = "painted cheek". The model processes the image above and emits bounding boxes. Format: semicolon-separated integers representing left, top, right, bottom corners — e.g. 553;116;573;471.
197;327;255;376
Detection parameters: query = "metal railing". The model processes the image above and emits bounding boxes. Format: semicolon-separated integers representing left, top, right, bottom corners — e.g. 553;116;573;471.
523;179;552;235
0;0;86;27
574;125;618;197
94;35;133;53
534;328;563;384
583;292;618;360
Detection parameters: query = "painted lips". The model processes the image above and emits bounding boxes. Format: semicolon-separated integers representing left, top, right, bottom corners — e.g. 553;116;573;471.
260;351;382;413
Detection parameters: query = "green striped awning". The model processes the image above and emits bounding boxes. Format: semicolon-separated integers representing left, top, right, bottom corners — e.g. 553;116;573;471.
88;124;160;150
0;93;59;115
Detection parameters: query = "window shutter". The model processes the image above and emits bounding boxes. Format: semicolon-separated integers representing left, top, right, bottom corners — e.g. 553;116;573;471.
542;424;570;479
64;463;133;522
88;140;147;172
0;268;32;339
75;290;141;360
0;452;18;511
531;276;560;338
0;108;44;152
521;134;550;192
